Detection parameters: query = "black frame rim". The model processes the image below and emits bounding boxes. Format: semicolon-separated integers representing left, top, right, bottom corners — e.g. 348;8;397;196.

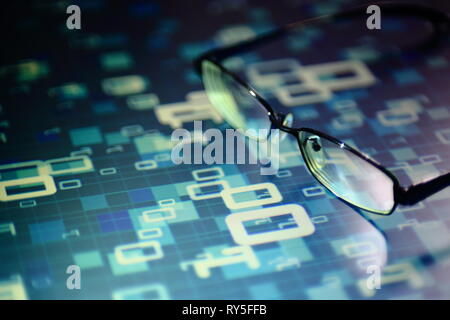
295;127;401;215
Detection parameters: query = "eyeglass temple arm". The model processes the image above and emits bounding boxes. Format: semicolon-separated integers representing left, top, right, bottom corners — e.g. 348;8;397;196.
194;1;450;73
396;172;450;206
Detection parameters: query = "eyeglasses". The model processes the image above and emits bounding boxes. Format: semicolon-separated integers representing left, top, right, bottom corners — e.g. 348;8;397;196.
194;2;450;215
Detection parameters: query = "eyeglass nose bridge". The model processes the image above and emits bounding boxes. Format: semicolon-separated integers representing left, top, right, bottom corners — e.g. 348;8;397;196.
269;112;294;142
274;112;293;129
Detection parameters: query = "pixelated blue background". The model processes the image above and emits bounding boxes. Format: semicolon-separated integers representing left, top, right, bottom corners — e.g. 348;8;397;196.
1;0;450;299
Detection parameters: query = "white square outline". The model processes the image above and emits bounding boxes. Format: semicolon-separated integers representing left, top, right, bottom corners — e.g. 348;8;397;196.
220;183;282;210
187;180;230;200
225;204;315;245
134;160;157;171
0;175;56;202
0;160;49;178
142;207;176;223
115;240;163;265
192;167;224;181
46;155;93;176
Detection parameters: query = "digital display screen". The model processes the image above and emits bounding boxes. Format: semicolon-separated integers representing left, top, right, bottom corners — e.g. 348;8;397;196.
1;0;450;300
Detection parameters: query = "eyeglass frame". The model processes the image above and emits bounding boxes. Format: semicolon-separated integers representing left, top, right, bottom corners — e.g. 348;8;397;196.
193;2;450;215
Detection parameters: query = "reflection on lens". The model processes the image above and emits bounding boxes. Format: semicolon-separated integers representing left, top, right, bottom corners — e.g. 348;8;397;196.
202;60;272;141
298;130;395;214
